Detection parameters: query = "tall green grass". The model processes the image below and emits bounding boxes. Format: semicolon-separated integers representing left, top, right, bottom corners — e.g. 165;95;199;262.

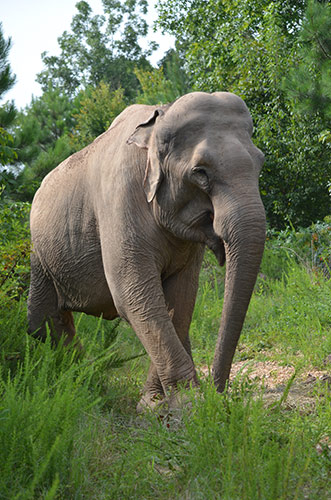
191;245;331;369
0;316;139;499
0;336;96;499
76;377;330;499
0;223;330;498
243;263;331;366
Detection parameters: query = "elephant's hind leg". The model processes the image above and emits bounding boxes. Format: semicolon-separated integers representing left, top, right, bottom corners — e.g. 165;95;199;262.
50;310;77;346
28;253;57;341
28;253;77;346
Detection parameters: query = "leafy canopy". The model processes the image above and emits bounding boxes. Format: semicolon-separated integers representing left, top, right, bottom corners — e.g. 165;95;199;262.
285;0;331;142
37;0;155;100
72;84;126;149
156;0;330;228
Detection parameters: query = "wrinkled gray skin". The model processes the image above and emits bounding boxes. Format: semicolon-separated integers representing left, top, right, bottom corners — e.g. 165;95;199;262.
28;92;266;408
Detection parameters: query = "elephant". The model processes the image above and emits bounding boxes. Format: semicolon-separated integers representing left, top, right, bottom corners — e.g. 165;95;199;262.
28;91;266;410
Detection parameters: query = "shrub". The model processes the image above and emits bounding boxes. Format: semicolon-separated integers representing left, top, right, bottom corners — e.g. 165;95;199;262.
0;194;31;303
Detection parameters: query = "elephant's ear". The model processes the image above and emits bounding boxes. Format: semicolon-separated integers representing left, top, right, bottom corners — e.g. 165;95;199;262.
127;109;164;149
142;153;164;203
127;109;164;202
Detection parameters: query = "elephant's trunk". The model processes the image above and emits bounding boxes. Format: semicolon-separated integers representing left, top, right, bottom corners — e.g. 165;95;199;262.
212;192;266;392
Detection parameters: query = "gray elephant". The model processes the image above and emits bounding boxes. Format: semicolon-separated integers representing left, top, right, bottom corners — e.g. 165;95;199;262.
28;92;266;410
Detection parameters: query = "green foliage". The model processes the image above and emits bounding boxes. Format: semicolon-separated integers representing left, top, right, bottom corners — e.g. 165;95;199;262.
156;48;192;98
0;319;127;499
266;217;331;276
0;237;30;302
16;89;75;161
0;23;16;96
72;84;127;149
8;1;166;200
0;189;30;243
157;0;304;94
17;88;77;152
80;377;330;499
12;88;78;198
258;110;330;228
135;66;180;105
236;220;331;365
285;0;331;124
0;126;17;165
18;134;74;200
134;48;191;105
0;194;30;302
37;0;153;100
72;50;192;145
190;250;225;365
245;259;331;366
189;218;331;370
284;1;331;214
0;23;17;167
1;4;330;495
156;0;331;228
176;381;329;499
0;336;93;498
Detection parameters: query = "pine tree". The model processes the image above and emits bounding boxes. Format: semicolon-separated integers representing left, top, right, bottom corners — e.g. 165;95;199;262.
0;23;17;166
286;0;331;131
13;87;78;199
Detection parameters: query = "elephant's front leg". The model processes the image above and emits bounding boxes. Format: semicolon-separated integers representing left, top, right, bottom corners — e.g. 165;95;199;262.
139;332;197;413
138;249;204;411
109;265;198;406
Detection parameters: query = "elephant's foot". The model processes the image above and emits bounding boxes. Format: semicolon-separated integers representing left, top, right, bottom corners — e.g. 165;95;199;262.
136;390;190;416
155;388;202;429
137;389;200;423
167;388;193;410
136;392;165;414
137;377;201;421
166;386;202;415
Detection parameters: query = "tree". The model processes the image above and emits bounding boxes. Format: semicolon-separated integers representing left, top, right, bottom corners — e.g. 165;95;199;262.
0;23;17;167
72;83;126;148
159;48;192;97
7;1;173;202
15;87;77;156
37;0;155;100
156;0;330;228
135;64;189;105
157;0;305;93
12;88;78;199
285;0;331;141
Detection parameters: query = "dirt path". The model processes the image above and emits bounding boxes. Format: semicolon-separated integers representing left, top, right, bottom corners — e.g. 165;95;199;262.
199;358;331;410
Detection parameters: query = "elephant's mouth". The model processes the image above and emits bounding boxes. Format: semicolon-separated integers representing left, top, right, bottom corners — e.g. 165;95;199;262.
207;237;226;266
195;211;226;266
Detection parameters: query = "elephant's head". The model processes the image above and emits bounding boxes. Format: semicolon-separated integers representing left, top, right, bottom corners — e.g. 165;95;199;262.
128;92;266;392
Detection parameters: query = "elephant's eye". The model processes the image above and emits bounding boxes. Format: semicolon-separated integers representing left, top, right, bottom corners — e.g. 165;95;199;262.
191;167;210;192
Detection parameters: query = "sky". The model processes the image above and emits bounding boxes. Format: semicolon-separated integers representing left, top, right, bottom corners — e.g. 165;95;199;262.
1;0;174;109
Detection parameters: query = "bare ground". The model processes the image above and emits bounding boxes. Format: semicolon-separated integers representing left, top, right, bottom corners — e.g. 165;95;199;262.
199;357;331;411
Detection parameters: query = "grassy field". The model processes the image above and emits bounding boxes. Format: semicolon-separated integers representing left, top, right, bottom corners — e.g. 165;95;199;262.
0;220;330;499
